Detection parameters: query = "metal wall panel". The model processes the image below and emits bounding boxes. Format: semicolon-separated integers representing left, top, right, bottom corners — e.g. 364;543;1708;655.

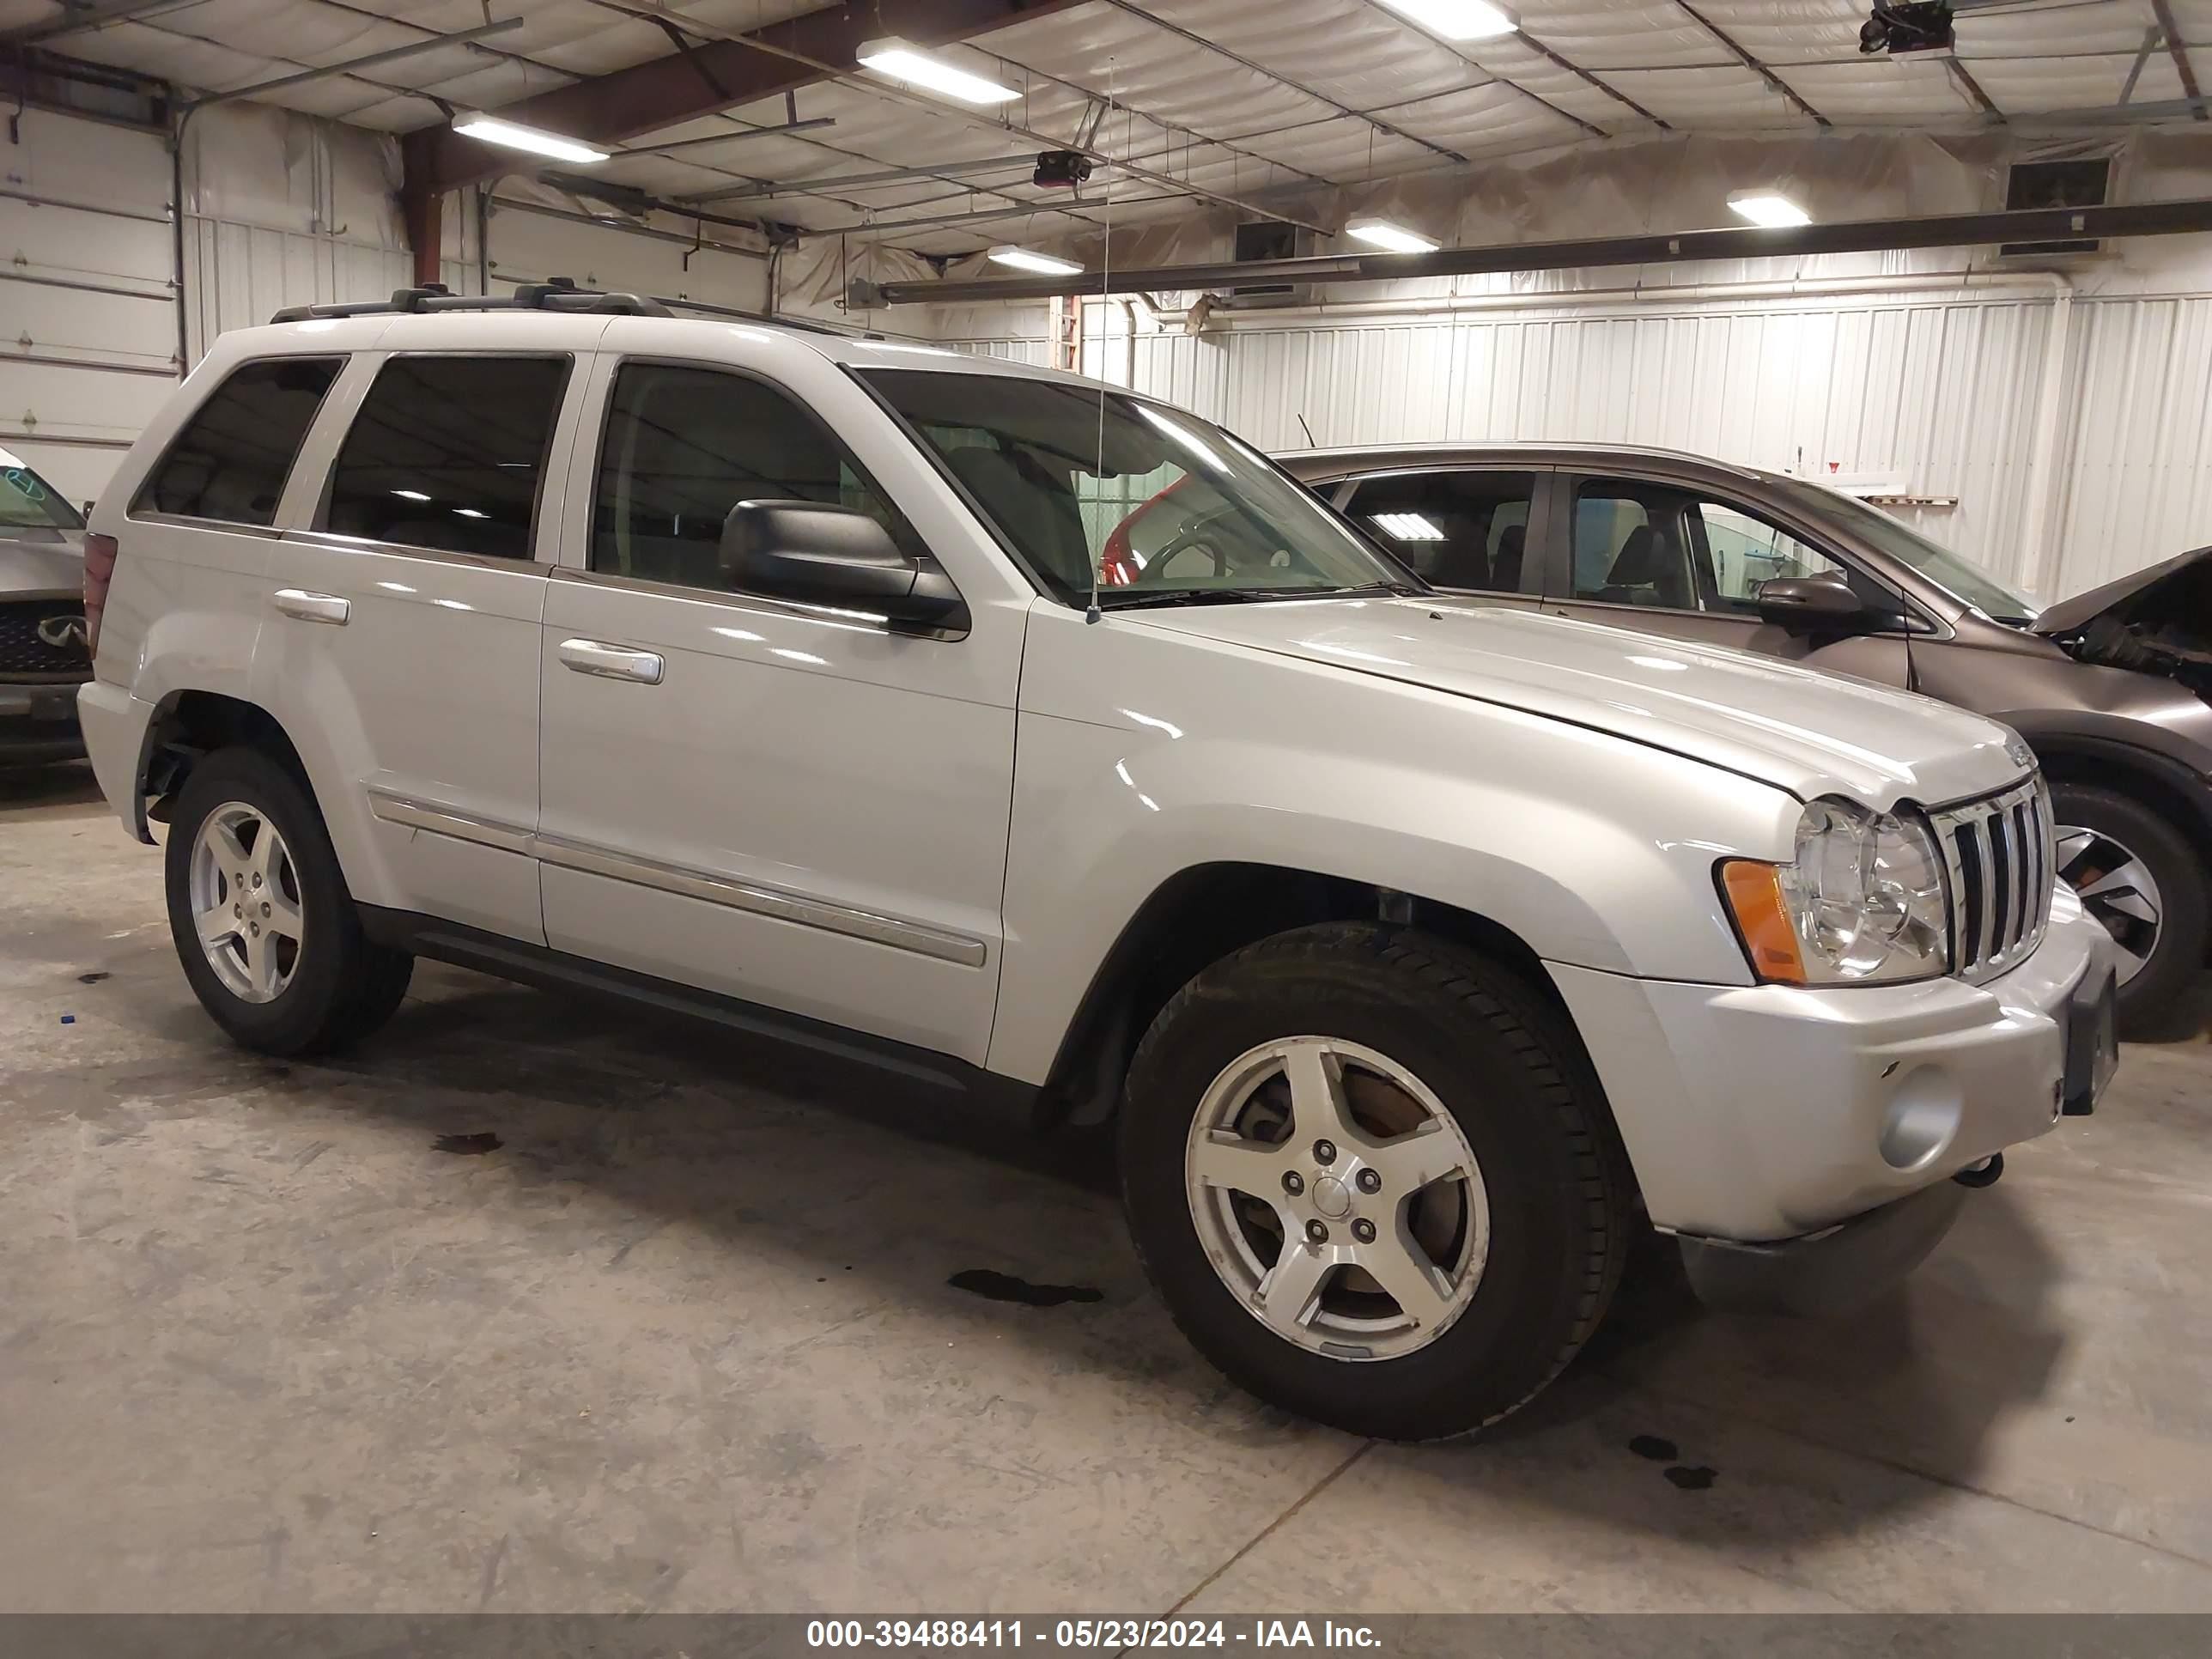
2056;296;2212;595
1093;292;2084;595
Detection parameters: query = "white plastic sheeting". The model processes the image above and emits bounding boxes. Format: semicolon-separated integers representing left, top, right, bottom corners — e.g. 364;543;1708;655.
181;101;412;362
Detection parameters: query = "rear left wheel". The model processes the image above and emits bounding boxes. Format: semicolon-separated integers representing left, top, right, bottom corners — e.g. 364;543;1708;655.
165;747;413;1055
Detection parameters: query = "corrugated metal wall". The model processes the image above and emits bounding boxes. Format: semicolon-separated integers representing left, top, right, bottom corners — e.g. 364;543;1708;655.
1084;288;2091;594
2057;295;2212;595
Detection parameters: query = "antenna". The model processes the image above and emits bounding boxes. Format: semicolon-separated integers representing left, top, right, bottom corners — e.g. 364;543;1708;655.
1085;58;1115;626
1297;412;1316;447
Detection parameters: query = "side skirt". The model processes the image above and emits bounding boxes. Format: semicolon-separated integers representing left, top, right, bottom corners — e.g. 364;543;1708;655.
356;903;1038;1109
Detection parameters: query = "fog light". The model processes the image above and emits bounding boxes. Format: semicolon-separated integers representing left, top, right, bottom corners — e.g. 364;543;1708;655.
1879;1066;1960;1170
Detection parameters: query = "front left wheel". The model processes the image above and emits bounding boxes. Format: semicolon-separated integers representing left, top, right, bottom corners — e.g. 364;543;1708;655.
1119;923;1634;1441
164;746;413;1055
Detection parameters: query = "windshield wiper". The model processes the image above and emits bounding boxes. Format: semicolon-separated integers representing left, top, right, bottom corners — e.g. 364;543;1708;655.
1097;583;1414;611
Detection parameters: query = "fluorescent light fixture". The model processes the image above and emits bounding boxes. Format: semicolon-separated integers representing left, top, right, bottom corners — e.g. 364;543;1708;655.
988;245;1085;276
1346;217;1440;254
856;38;1018;105
1373;1;1518;41
390;488;431;502
1371;512;1446;542
453;112;609;164
453;507;489;520
1729;191;1811;228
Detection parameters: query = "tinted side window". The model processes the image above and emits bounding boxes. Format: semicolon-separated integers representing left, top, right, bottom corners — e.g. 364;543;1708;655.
1342;471;1536;591
591;362;915;591
137;356;343;526
1571;480;1698;610
323;356;568;559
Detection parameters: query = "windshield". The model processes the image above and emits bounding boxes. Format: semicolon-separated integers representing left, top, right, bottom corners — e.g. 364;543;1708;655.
0;453;84;532
860;369;1414;607
1781;482;2039;625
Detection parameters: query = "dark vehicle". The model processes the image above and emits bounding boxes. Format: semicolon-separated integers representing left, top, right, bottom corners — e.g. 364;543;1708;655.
1272;443;2210;1038
0;448;93;763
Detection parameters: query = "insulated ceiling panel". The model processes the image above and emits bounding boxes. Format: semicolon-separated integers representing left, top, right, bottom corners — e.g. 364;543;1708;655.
1781;55;1974;123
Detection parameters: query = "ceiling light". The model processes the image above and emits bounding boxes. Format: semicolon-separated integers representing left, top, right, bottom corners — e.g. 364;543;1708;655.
988;245;1085;276
453;507;489;520
856;38;1018;106
1371;512;1446;542
1729;191;1811;228
453;112;609;164
390;488;430;502
1372;1;1519;40
1346;217;1440;254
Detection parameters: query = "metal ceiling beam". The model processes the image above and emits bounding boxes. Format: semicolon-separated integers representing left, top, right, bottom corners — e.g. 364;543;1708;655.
403;0;1092;197
2149;0;2209;121
188;17;526;108
684;153;1039;205
1945;55;2005;122
857;197;2212;305
1670;2;1827;126
1099;0;1471;163
809;191;1190;237
625;117;838;155
3;0;204;45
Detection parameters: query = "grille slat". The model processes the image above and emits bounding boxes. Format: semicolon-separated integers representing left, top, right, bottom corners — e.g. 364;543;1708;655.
0;600;92;678
1934;776;2052;982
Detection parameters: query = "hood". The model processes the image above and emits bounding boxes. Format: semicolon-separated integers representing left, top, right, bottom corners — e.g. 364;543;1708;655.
0;528;86;596
2033;547;2211;703
1128;597;2030;808
2033;545;2208;635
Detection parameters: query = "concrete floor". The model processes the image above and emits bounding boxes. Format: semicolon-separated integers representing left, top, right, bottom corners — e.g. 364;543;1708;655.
3;761;2210;1617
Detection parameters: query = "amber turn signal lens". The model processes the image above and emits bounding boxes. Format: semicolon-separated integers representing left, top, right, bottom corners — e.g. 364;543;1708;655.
1720;859;1807;986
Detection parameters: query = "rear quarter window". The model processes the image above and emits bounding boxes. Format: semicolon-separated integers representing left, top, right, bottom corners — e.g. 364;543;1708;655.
135;356;344;527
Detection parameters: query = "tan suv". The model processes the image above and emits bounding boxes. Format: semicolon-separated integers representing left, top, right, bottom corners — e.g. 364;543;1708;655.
1282;443;2211;1039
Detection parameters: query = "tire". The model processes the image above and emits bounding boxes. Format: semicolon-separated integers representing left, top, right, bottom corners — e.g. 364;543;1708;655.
2049;781;2207;1042
1118;922;1634;1442
164;746;414;1055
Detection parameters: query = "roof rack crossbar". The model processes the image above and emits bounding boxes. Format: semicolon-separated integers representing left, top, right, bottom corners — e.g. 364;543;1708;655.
270;278;672;325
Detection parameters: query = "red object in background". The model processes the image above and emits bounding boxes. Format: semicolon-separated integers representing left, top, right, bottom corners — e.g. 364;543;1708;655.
1098;476;1192;586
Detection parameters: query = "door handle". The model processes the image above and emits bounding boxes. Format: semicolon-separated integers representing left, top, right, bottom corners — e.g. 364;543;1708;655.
273;589;349;625
558;637;664;684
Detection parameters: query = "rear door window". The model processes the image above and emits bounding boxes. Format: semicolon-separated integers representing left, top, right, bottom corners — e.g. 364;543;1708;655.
321;356;569;559
1340;471;1537;592
136;356;343;526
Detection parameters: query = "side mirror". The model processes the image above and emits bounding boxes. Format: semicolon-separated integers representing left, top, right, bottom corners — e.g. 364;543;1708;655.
1756;574;1870;635
720;500;967;630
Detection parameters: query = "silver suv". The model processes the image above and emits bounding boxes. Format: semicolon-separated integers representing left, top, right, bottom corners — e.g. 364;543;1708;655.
2;448;92;763
78;289;2116;1439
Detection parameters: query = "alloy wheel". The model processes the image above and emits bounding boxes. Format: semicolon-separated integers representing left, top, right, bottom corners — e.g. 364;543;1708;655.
1184;1036;1489;1362
2055;824;2164;986
188;802;306;1004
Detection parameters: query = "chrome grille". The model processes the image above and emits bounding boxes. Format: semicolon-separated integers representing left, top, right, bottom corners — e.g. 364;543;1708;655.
1931;775;2054;982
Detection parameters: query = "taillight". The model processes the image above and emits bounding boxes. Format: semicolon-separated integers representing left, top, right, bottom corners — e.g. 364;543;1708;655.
82;532;118;657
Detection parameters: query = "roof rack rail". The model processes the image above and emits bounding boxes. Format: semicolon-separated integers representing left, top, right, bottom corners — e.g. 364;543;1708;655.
270;277;672;325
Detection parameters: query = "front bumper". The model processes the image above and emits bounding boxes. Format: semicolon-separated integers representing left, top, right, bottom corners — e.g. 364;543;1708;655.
1549;887;2118;1247
0;679;88;760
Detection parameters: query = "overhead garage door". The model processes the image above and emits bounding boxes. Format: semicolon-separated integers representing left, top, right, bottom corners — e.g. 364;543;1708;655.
0;107;179;510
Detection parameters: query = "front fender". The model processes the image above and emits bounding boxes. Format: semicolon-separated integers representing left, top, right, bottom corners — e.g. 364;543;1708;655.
988;612;1801;1085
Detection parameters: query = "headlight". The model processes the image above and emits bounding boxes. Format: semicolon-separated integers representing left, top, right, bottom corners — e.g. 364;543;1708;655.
1719;797;1949;986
